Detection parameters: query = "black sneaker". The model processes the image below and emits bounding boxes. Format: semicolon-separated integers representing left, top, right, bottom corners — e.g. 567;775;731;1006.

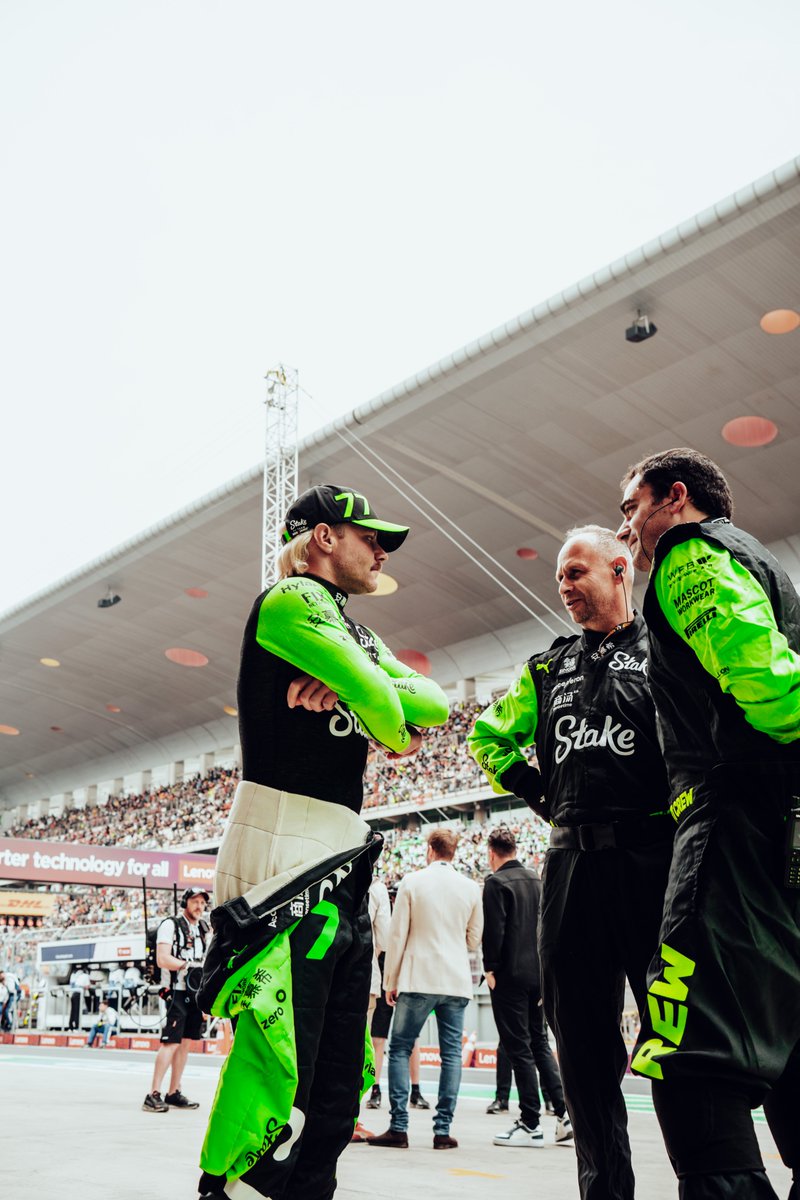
486;1098;509;1114
410;1090;431;1110
142;1091;169;1113
165;1089;200;1109
365;1084;381;1110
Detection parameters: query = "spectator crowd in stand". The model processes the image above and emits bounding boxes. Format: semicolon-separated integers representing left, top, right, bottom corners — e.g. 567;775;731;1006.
378;814;550;888
5;704;494;850
23;884;175;931
363;702;486;808
6;766;239;847
2;703;543;988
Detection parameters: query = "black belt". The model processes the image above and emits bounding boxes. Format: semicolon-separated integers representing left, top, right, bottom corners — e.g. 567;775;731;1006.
549;816;673;851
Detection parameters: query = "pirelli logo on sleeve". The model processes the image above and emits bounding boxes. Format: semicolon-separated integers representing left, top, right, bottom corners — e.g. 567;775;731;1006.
684;608;716;640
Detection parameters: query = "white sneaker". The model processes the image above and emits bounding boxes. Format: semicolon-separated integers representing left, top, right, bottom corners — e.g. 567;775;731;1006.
493;1120;545;1147
555;1115;574;1144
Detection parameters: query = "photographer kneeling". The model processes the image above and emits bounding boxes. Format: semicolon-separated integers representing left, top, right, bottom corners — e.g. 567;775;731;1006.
142;888;210;1114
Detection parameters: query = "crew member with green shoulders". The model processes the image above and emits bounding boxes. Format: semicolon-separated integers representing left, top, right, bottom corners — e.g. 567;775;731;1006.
469;525;672;1200
618;447;800;1200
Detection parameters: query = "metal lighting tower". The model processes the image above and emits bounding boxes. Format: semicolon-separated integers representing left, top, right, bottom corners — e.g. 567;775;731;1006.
261;365;299;589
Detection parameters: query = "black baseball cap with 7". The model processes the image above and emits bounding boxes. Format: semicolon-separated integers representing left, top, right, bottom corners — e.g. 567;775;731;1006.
283;485;409;552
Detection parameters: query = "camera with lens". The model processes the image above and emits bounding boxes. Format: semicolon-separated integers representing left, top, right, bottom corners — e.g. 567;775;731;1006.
185;966;204;993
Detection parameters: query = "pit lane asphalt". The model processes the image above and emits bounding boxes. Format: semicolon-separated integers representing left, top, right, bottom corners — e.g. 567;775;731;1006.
1;1046;791;1199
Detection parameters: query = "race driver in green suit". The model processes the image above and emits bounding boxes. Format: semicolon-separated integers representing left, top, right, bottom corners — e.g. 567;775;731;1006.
618;447;800;1200
197;484;448;1200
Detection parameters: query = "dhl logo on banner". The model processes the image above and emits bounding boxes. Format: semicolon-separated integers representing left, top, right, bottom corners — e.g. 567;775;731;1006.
0;891;57;917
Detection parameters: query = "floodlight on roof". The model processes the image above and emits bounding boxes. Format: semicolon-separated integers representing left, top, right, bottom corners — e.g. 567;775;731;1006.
625;311;658;344
97;588;121;609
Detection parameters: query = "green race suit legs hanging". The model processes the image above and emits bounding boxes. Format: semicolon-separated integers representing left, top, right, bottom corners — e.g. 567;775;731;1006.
199;836;378;1200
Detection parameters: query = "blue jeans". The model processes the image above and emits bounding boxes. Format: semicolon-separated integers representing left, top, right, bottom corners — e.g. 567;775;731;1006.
87;1021;112;1046
388;993;469;1135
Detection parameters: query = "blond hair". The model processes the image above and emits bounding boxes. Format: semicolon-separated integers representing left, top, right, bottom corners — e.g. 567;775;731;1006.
276;530;314;579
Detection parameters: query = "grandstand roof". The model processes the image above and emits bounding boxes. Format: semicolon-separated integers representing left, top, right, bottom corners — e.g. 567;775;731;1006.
3;155;800;808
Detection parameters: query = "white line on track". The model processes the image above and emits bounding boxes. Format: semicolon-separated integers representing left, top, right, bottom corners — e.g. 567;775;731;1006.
0;1051;769;1125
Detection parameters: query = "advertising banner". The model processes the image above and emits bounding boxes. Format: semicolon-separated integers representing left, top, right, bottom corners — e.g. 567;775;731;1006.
38;934;147;965
0;837;216;890
0;890;57;918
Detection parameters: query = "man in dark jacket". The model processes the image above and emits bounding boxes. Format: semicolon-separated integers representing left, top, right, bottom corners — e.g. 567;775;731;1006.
618;448;800;1200
482;826;572;1148
469;525;673;1200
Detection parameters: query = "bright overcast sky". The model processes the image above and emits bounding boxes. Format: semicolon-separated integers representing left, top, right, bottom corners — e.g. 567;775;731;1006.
2;0;798;612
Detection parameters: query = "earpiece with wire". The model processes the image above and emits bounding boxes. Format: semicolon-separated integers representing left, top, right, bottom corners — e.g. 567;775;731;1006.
640;500;675;562
613;561;632;625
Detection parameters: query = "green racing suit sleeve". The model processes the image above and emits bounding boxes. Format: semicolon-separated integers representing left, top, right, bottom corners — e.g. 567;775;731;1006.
656;537;800;743
467;665;546;811
256;579;448;752
367;628;451;727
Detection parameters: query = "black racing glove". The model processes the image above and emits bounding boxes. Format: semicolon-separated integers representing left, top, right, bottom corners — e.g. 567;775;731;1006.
499;763;547;814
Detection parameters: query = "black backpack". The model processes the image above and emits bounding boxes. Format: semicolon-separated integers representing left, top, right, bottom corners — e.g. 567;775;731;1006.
143;915;210;995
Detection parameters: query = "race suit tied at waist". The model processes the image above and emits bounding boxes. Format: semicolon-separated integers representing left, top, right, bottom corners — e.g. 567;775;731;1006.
198;832;383;1013
549;815;673;852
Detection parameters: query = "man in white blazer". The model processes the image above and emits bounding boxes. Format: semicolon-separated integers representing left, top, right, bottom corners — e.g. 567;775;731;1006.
367;828;483;1150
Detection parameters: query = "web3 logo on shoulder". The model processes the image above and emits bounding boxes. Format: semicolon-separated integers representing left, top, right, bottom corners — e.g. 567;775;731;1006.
553;714;635;763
